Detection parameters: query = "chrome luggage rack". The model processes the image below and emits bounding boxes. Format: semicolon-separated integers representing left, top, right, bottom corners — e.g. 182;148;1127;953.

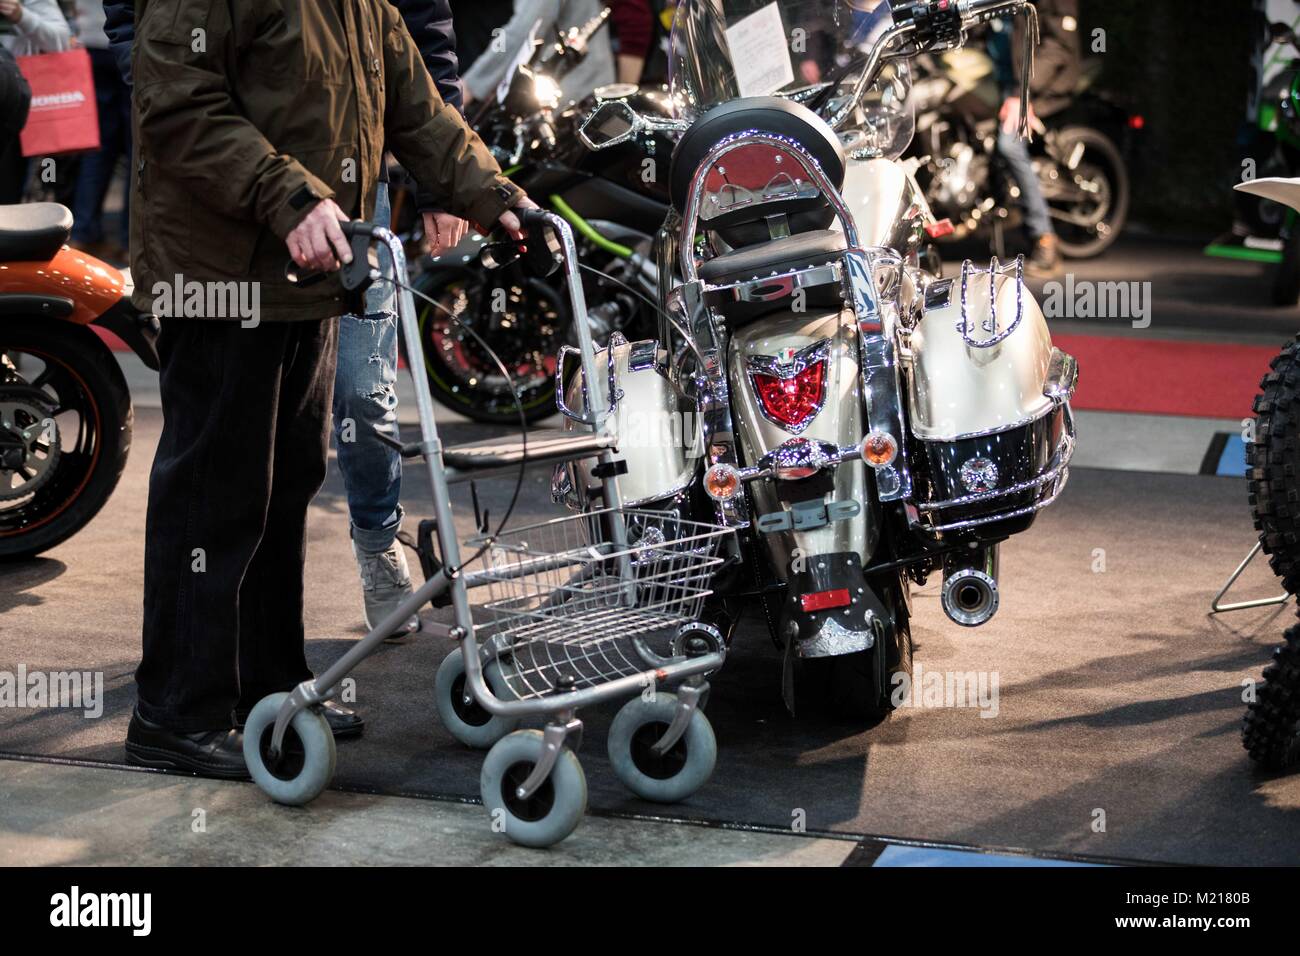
911;405;1076;534
958;256;1025;349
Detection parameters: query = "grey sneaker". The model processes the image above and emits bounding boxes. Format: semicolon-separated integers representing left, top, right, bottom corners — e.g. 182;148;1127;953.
353;540;422;642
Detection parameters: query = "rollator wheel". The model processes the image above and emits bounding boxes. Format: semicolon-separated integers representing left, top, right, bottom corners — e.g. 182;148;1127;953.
242;692;336;806
480;730;587;848
435;651;520;749
607;692;716;804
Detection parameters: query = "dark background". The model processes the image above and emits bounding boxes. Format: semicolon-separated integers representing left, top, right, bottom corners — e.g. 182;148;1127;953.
1079;0;1259;233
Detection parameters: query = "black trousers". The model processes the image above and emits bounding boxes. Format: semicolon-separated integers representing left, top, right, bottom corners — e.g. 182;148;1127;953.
136;317;339;731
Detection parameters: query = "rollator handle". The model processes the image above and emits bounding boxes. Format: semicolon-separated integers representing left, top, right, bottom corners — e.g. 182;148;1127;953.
283;219;381;292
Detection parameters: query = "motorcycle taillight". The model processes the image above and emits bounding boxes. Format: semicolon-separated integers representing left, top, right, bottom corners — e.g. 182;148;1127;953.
752;361;826;431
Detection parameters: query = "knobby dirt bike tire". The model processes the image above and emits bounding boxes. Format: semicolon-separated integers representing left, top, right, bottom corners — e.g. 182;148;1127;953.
1249;335;1300;593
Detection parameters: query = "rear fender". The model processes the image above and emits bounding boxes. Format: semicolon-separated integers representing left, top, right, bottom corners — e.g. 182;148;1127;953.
727;307;876;584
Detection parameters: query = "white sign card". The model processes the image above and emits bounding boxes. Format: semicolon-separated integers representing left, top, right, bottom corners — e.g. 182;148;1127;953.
724;3;795;98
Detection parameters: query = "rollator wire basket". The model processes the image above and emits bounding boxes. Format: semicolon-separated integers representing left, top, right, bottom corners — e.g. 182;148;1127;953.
462;507;731;701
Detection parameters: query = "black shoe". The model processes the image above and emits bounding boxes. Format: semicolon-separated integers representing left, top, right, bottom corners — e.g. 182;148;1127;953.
125;709;250;780
234;699;365;740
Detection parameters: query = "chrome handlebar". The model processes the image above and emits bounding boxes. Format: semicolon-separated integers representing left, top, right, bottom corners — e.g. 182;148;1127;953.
828;0;1028;131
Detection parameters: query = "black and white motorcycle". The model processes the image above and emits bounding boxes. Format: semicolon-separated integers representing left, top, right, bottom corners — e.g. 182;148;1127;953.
555;0;1077;722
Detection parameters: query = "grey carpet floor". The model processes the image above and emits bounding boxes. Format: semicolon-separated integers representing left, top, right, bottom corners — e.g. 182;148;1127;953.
2;408;1298;865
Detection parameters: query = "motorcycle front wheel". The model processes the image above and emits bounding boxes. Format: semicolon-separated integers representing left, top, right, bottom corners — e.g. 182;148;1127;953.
1042;126;1129;259
413;266;568;425
1249;335;1300;593
0;320;133;560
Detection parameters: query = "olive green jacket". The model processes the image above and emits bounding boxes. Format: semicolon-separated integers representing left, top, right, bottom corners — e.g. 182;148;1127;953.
129;0;522;320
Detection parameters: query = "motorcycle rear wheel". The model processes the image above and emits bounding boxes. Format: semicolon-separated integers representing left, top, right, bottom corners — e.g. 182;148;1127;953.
1249;336;1300;594
801;575;913;726
0;320;132;560
1043;126;1129;259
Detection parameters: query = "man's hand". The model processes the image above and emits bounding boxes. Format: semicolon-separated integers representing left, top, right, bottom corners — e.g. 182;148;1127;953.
286;198;352;273
423;211;468;256
497;196;540;240
0;1;24;25
999;96;1037;135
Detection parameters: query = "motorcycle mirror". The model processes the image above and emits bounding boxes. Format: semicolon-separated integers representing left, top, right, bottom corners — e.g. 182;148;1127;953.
579;100;638;151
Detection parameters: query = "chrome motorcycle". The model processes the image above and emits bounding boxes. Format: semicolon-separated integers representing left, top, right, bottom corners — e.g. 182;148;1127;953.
556;0;1077;722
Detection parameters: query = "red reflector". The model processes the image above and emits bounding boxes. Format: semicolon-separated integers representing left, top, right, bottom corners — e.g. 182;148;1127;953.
800;588;851;613
1128;115;1145;130
752;361;827;430
925;218;955;239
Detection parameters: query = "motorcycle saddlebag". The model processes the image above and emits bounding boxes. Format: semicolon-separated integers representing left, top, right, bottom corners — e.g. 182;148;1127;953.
904;270;1076;537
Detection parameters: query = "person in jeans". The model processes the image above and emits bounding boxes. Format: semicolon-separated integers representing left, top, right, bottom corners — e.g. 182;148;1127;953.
105;0;474;642
994;0;1080;277
122;0;529;779
69;2;130;262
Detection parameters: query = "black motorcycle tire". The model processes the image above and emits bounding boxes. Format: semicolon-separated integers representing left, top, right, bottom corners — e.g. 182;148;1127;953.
413;266;567;425
1047;126;1129;260
0;320;132;561
1249;336;1300;593
1273;230;1300;307
1242;616;1300;770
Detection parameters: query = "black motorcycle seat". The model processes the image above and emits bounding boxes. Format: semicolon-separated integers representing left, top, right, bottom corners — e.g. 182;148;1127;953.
699;229;847;285
0;203;73;262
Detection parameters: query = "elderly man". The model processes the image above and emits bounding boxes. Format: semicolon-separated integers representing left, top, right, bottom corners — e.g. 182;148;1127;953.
124;0;529;777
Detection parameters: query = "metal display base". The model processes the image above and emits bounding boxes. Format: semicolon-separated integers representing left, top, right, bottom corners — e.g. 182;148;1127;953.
1210;542;1291;614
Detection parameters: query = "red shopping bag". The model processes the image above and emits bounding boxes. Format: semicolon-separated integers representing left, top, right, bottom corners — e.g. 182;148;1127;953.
17;47;100;157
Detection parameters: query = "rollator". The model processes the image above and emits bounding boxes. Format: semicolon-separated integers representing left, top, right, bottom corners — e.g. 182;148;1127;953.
242;210;732;847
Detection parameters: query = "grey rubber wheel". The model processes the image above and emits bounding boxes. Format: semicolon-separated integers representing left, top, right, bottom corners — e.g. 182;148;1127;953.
243;692;336;806
607;692;716;803
436;651;520;749
480;730;587;847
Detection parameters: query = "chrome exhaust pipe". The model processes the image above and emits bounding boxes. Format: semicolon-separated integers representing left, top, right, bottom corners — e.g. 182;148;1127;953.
940;545;1000;627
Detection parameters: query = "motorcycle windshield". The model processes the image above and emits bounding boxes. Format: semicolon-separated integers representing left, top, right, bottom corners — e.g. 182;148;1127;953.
668;0;914;159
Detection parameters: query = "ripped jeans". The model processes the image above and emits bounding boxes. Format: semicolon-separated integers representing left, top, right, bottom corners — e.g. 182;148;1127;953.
333;182;404;553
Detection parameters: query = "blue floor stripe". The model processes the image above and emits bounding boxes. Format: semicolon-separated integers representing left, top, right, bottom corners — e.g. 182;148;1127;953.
873;845;1100;867
1217;434;1247;477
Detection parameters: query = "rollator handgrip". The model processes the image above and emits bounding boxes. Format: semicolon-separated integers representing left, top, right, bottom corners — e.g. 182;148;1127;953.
375;429;424;460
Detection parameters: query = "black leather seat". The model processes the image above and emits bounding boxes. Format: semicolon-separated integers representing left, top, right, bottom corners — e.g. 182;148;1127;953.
0;203;73;262
700;229;847;323
699;229;846;284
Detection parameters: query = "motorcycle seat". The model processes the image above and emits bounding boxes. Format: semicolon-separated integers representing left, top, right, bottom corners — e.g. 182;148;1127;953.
699;229;846;284
699;229;847;322
0;203;73;262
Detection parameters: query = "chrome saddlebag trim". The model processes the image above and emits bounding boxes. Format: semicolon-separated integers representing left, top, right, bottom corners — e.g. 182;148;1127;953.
910;403;1075;534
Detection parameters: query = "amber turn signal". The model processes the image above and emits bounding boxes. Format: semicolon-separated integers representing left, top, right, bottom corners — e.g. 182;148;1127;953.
860;431;898;469
704;464;741;501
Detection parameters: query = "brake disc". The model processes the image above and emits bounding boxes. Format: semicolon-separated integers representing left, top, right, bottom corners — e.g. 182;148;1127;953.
0;394;62;501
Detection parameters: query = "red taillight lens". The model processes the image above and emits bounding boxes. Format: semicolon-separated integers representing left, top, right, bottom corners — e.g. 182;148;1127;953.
800;588;851;613
752;361;826;430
